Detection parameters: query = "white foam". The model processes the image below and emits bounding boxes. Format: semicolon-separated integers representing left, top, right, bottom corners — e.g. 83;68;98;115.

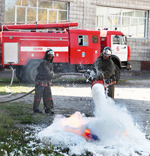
38;83;150;155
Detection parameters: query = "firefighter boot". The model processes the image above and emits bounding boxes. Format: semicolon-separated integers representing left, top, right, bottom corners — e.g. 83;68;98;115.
33;109;43;113
44;100;54;114
33;101;43;113
45;109;54;114
33;100;43;113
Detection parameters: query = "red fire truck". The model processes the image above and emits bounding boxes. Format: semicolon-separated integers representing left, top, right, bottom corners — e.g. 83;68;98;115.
0;22;131;83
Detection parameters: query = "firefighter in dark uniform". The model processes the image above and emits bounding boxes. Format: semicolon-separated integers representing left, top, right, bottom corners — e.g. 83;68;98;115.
33;48;59;114
94;46;116;98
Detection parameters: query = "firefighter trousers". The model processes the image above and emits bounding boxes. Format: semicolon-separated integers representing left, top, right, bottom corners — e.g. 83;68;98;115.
33;84;54;111
108;84;115;99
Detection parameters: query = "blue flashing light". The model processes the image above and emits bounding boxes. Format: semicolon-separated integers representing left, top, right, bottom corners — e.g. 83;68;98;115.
104;28;108;30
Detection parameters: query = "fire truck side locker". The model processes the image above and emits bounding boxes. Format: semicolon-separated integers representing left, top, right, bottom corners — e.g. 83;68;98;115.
3;43;19;64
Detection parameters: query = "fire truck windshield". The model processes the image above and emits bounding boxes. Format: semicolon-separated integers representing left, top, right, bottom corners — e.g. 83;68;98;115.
112;35;126;45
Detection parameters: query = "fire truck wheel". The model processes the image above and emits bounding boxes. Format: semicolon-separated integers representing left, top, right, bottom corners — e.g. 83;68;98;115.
108;84;115;99
16;66;26;82
115;65;120;82
25;61;40;83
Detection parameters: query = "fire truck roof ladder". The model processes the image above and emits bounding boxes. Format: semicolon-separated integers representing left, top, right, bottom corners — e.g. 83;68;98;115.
0;22;78;31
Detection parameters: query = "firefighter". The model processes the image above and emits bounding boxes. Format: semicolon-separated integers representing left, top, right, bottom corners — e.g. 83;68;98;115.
33;48;59;114
93;46;116;98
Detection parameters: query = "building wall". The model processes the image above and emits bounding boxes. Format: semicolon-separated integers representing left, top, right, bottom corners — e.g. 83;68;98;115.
0;0;5;24
67;0;150;71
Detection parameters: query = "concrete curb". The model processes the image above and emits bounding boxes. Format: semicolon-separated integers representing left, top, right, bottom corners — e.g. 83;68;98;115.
121;71;150;76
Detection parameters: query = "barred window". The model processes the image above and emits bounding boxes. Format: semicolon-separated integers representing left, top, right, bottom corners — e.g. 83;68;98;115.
5;0;69;25
96;6;148;38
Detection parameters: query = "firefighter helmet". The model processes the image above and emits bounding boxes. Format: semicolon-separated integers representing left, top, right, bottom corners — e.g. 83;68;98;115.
102;46;112;59
43;48;54;59
46;48;54;57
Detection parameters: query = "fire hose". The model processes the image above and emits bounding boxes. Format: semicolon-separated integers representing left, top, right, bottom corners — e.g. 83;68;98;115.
0;88;35;104
0;72;84;104
0;63;36;104
0;63;15;98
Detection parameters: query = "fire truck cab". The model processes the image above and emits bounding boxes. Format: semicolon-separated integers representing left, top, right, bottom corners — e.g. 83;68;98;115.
0;23;131;83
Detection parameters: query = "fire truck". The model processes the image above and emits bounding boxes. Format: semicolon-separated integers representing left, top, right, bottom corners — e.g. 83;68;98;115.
0;22;131;83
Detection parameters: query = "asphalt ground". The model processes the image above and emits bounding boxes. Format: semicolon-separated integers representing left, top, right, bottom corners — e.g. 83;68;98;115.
0;69;150;80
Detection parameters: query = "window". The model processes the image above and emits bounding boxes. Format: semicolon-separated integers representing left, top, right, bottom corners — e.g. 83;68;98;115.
5;0;21;5
49;10;57;22
38;9;47;23
38;1;52;8
27;8;36;23
112;35;126;45
96;6;148;38
5;6;15;23
78;35;88;46
54;2;67;10
5;0;69;25
92;36;98;43
59;11;67;21
17;7;25;24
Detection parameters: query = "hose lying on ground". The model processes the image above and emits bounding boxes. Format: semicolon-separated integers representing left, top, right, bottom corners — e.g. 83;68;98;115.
0;88;35;103
0;72;84;103
0;64;36;103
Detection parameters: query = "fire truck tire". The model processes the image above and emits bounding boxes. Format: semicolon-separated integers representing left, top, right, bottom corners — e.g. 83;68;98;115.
16;66;22;81
115;65;120;82
108;84;115;99
16;66;26;82
25;61;39;83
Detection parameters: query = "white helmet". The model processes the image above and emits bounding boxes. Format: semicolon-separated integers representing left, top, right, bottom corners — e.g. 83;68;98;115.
102;46;112;59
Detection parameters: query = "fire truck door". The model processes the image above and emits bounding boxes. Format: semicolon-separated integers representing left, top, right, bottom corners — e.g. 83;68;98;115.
111;35;128;61
69;33;90;64
69;30;100;64
76;35;89;63
75;35;100;64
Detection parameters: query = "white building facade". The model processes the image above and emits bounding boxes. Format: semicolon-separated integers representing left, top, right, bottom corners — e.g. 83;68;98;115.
1;0;150;70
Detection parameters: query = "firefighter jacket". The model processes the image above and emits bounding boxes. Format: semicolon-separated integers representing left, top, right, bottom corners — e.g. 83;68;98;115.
35;59;56;86
94;55;116;85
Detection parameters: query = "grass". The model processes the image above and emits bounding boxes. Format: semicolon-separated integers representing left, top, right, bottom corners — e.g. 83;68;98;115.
0;77;59;155
0;78;35;95
0;101;66;155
